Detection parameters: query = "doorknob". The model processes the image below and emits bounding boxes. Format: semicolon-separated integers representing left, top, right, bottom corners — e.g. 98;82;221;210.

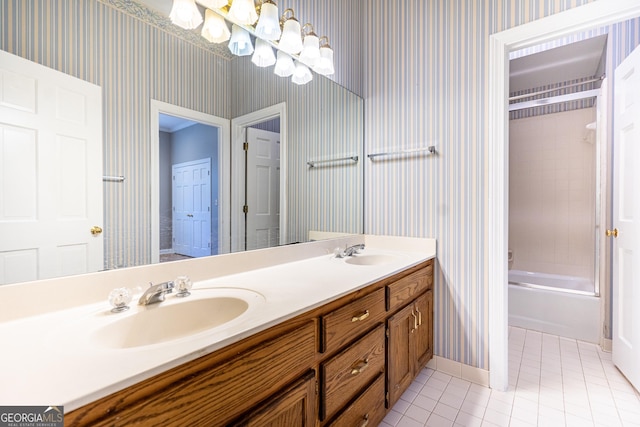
187;214;194;217
90;226;103;235
606;228;618;238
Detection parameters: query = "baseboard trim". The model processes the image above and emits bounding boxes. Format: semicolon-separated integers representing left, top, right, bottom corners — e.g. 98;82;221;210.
426;356;490;388
159;249;175;255
602;338;612;352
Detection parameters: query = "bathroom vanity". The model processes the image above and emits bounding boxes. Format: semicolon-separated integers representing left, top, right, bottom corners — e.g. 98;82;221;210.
0;235;435;426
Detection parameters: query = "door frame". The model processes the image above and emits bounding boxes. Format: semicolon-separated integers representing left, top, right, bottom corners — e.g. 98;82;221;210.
230;103;287;253
488;0;640;391
150;100;230;262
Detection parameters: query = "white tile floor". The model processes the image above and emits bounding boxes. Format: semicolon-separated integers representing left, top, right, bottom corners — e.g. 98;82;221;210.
380;327;640;427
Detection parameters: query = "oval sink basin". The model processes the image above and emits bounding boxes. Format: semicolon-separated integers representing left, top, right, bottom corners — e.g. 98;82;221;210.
92;289;263;349
344;254;399;266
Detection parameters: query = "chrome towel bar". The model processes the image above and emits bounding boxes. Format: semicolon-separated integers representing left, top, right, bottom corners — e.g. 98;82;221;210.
307;155;359;168
367;145;436;159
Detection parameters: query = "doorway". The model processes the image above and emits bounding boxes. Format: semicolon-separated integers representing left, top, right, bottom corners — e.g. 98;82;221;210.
488;1;640;391
231;103;287;253
150;100;230;263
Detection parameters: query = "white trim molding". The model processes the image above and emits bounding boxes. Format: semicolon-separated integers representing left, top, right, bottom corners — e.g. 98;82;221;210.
488;0;640;391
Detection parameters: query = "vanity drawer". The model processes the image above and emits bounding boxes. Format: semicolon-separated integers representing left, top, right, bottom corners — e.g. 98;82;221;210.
387;261;433;312
327;374;386;427
321;325;385;421
321;287;385;353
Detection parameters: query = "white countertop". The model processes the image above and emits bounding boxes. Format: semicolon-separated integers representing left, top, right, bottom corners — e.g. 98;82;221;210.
0;235;435;411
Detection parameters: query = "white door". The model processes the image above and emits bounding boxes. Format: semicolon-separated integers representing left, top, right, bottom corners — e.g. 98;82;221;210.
612;43;640;391
0;50;103;285
246;128;280;250
172;158;211;258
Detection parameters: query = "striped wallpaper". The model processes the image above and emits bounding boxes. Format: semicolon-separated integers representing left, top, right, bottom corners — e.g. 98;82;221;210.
362;1;640;370
231;55;363;245
4;0;640;374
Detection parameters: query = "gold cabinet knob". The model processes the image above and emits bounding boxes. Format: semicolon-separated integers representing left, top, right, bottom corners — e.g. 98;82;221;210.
606;228;618;238
90;226;103;235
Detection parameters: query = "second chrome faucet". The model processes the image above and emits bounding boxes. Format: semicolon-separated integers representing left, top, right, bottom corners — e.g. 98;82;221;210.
139;281;175;306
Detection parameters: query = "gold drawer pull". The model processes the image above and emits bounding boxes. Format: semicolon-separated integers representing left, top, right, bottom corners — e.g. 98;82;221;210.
350;358;369;375
358;414;369;427
351;310;370;322
415;307;422;326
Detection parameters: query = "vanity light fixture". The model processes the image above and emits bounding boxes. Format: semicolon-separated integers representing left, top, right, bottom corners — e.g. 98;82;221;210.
278;9;303;55
313;36;335;76
254;0;281;41
291;61;313;85
252;38;276;67
273;50;295;77
228;24;254;56
170;1;333;84
201;9;230;43
169;0;202;29
228;0;258;25
300;24;320;67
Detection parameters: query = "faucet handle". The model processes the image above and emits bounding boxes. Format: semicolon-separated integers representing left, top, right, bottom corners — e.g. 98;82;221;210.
175;276;192;297
108;287;132;313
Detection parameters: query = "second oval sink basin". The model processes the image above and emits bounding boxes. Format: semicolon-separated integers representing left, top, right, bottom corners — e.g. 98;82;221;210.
92;288;263;349
344;254;399;266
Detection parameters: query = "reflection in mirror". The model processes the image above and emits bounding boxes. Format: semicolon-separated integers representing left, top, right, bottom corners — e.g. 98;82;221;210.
0;0;363;286
158;113;221;262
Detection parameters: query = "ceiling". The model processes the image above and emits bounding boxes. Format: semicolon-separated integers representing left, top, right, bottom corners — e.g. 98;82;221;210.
137;0;174;16
509;34;608;92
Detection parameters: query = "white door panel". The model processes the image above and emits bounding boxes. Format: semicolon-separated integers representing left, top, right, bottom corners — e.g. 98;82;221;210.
612;42;640;391
172;158;211;258
246;128;280;250
0;50;103;285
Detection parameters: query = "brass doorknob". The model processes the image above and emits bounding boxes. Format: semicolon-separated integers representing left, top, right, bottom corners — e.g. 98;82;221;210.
606;228;618;238
91;226;103;235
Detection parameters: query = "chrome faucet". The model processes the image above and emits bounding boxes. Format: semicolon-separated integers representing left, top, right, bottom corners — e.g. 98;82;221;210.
336;243;365;258
138;281;174;305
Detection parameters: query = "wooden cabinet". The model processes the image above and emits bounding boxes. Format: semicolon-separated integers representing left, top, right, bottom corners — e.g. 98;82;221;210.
321;287;386;354
66;258;435;427
328;374;386;427
231;370;317;427
387;289;433;408
321;325;385;420
65;320;317;427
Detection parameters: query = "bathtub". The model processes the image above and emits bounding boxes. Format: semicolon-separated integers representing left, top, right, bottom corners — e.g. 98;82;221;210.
508;270;601;343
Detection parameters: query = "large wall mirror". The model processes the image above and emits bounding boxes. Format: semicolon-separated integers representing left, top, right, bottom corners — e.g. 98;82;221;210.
0;0;363;286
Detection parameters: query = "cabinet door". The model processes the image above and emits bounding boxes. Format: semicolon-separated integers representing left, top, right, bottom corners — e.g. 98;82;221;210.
413;290;433;371
233;370;317;427
386;303;416;407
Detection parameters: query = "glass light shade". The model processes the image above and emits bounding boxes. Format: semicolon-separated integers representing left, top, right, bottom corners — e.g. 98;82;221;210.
313;46;334;75
299;33;320;67
228;24;254;56
210;0;228;6
169;0;203;29
274;51;295;77
291;61;312;85
251;39;276;67
278;18;303;54
228;0;258;25
255;2;281;41
201;9;230;43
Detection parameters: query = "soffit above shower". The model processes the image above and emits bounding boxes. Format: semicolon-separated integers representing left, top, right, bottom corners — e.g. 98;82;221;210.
509;34;608;92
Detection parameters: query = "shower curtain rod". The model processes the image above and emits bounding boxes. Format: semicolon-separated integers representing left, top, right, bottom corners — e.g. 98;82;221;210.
508;75;604;102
